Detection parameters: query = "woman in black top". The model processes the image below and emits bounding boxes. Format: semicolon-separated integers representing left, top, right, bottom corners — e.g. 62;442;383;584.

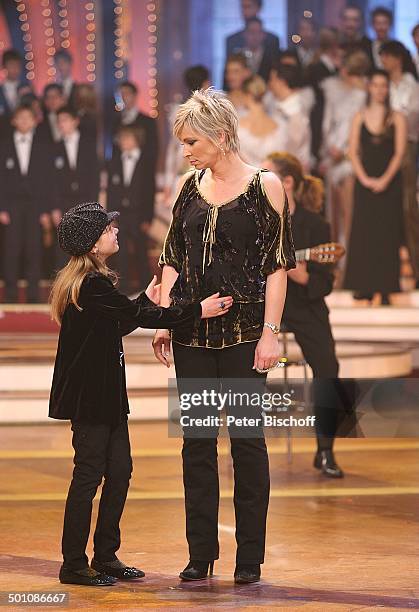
49;202;231;587
344;69;406;304
154;89;295;584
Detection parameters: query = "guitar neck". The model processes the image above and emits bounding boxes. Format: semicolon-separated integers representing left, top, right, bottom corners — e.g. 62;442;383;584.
293;242;344;264
295;248;310;262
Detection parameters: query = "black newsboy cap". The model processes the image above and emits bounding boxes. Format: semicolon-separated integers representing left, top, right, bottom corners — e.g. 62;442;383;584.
57;202;120;256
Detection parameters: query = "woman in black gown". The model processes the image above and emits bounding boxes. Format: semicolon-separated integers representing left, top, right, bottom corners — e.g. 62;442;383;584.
344;69;407;304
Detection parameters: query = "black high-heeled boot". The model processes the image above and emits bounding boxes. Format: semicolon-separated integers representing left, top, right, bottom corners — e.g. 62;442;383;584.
314;449;344;478
179;560;214;581
234;564;261;584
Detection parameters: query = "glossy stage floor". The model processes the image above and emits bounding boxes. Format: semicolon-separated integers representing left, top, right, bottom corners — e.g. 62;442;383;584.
0;424;418;611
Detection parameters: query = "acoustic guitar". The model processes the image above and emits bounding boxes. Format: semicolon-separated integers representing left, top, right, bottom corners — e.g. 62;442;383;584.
294;242;345;264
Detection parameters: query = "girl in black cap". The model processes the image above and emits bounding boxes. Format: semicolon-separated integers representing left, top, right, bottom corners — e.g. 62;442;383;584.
49;202;233;587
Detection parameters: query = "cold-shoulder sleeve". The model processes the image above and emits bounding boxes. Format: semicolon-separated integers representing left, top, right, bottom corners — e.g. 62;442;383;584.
257;171;296;275
158;173;194;273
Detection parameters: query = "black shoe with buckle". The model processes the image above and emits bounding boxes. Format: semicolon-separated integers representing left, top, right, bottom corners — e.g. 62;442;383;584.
91;558;145;580
314;449;344;478
179;560;214;581
234;564;261;584
59;565;117;586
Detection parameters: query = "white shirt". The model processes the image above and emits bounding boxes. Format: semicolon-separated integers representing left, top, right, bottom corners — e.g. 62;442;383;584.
390;73;419;143
372;39;384;68
320;54;336;74
238;122;285;167
321;76;367;153
296;46;315;67
121;107;139;126
63;130;80;169
48;112;62;142
320;76;367;184
3;79;19;111
121;148;141;186
13;130;34;175
244;47;264;74
61;77;74;100
265;91;312;169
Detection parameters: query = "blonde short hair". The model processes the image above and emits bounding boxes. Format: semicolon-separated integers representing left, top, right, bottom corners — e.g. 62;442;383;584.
173;88;239;153
242;74;266;102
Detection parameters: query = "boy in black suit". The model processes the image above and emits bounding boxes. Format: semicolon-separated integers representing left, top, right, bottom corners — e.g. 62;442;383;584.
37;84;66;144
51;105;100;268
52;105;100;221
0;49;31;137
112;81;158;174
107;126;154;293
54;49;78;107
0;106;52;302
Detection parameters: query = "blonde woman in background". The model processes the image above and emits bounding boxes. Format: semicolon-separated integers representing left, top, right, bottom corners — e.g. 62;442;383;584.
320;50;370;249
224;53;252;117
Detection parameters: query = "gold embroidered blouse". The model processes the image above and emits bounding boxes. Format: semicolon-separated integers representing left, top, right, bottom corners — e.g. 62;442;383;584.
159;169;295;348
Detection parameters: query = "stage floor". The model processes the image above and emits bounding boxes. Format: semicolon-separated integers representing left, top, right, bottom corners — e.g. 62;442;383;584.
0;423;418;611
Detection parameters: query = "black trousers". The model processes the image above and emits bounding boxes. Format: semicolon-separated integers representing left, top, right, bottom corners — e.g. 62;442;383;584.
173;340;270;565
3;203;41;302
283;306;342;450
62;419;132;570
113;213;149;293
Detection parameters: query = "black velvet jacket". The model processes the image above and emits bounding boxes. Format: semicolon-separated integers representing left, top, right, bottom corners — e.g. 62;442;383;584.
49;272;201;425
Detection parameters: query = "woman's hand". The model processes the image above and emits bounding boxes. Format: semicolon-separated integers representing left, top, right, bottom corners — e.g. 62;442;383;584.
360;175;375;189
0;212;10;225
369;176;389;193
200;292;233;318
253;330;281;372
152;329;171;367
145;275;161;305
287;262;309;286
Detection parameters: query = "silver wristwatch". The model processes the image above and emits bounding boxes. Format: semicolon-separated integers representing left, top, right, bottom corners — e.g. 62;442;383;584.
263;322;281;335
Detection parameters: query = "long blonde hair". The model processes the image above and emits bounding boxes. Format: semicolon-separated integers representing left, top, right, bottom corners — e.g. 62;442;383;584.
49;254;117;325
